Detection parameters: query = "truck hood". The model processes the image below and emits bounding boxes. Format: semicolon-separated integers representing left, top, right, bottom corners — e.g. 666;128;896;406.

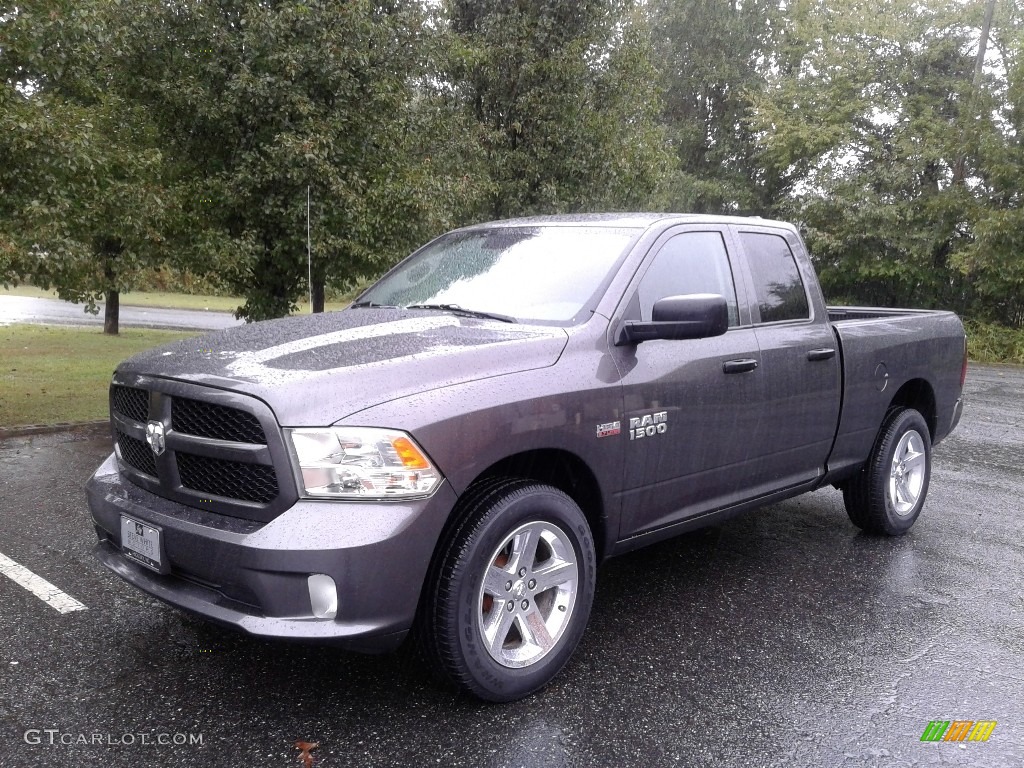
117;309;569;426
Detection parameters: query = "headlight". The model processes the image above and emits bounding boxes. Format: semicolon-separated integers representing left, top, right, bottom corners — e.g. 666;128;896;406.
286;427;442;499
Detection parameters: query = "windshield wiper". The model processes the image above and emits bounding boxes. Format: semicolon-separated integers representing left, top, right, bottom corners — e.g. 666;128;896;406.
350;301;398;309
405;303;517;323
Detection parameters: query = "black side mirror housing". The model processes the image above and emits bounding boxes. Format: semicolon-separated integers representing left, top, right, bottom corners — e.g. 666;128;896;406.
616;294;730;345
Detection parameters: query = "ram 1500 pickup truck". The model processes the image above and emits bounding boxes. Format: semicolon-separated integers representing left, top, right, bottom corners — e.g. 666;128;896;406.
87;214;967;701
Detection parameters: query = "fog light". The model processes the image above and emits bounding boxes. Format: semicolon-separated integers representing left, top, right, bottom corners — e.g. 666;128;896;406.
308;574;338;619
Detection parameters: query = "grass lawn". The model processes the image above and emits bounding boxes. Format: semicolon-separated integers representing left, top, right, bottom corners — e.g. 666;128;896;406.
1;284;350;313
0;324;198;428
965;320;1024;366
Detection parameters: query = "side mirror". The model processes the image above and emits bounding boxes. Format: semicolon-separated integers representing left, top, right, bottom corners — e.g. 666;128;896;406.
616;294;729;345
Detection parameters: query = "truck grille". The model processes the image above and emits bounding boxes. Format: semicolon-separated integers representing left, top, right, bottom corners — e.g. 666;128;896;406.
112;385;149;423
177;452;278;504
172;397;267;444
115;428;157;477
109;379;295;522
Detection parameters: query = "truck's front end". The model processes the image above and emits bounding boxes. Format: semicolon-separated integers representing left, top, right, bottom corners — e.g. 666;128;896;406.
88;369;457;650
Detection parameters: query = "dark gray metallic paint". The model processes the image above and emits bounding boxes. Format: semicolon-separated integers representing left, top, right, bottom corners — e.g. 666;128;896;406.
117;310;569;427
86;213;967;649
825;310;966;481
89;450;459;650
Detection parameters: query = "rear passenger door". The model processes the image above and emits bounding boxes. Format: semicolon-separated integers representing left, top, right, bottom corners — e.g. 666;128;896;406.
734;226;841;489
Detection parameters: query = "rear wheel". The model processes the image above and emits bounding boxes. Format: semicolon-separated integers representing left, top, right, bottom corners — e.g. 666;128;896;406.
843;408;932;535
421;479;596;702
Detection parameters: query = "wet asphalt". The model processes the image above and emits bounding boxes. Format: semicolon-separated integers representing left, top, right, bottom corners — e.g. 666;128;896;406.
0;365;1021;768
0;296;242;331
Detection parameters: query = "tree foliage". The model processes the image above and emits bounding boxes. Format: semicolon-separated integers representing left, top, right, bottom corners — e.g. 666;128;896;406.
5;0;1024;329
749;0;1024;325
112;0;429;321
649;0;781;213
1;1;176;333
956;0;1024;325
436;0;673;220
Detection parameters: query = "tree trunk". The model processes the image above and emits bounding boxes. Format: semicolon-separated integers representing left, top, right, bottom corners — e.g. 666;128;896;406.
953;0;997;186
312;280;325;313
104;289;120;335
974;0;997;86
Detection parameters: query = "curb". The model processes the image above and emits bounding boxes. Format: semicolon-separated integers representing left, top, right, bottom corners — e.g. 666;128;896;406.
0;420;109;440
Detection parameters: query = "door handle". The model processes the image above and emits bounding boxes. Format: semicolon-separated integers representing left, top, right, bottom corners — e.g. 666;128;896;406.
807;348;836;362
723;358;759;374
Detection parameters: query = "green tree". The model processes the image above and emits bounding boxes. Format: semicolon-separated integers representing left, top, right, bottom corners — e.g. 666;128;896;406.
648;0;782;213
436;0;673;221
117;0;428;321
749;0;1021;322
955;0;1024;326
1;1;175;334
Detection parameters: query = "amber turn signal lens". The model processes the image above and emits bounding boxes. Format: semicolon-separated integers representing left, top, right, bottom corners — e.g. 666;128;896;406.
392;436;430;469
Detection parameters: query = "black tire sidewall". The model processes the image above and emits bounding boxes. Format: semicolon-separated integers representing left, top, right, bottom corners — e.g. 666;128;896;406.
449;485;596;702
874;409;932;533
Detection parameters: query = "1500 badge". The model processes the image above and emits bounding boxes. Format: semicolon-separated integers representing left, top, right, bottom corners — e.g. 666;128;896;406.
629;411;668;440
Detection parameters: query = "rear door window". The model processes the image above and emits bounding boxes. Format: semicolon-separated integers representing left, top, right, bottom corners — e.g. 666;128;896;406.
740;232;810;323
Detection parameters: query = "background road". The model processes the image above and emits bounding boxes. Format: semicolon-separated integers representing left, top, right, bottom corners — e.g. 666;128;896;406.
0;365;1021;767
0;296;243;331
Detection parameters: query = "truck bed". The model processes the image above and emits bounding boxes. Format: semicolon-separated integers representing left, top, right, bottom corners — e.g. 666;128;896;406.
824;305;966;483
827;305;946;323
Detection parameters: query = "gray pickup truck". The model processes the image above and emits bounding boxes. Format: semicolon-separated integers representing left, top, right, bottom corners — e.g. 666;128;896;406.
87;213;967;701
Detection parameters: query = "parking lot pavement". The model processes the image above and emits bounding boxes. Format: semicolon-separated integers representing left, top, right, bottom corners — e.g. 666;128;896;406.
0;366;1022;768
0;295;242;331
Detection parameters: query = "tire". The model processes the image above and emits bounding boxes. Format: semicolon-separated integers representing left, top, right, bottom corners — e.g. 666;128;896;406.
843;408;932;535
420;479;596;702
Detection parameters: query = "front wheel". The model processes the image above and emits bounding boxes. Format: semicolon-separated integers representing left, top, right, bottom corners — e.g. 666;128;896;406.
421;479;596;702
843;408;932;535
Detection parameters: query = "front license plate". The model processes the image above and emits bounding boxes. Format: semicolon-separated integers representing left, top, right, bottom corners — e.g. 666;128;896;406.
120;516;163;572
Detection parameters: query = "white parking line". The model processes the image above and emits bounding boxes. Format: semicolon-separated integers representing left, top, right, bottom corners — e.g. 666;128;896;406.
0;551;87;614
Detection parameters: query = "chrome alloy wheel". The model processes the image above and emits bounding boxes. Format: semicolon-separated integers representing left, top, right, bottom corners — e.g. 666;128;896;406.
477;521;579;668
889;429;927;515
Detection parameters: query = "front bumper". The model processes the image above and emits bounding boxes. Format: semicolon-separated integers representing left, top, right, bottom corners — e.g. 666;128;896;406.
86;453;457;652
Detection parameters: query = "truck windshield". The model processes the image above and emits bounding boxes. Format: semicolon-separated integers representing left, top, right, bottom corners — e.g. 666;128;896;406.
355;226;641;325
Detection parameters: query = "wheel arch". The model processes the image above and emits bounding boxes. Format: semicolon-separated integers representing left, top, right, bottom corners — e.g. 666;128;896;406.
474;449;608;562
422;448;608;586
887;378;937;440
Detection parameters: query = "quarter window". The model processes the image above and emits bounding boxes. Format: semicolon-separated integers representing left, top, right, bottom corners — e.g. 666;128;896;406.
741;232;810;323
638;232;739;327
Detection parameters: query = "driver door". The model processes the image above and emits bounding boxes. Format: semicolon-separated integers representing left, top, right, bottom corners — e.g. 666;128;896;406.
612;226;766;538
